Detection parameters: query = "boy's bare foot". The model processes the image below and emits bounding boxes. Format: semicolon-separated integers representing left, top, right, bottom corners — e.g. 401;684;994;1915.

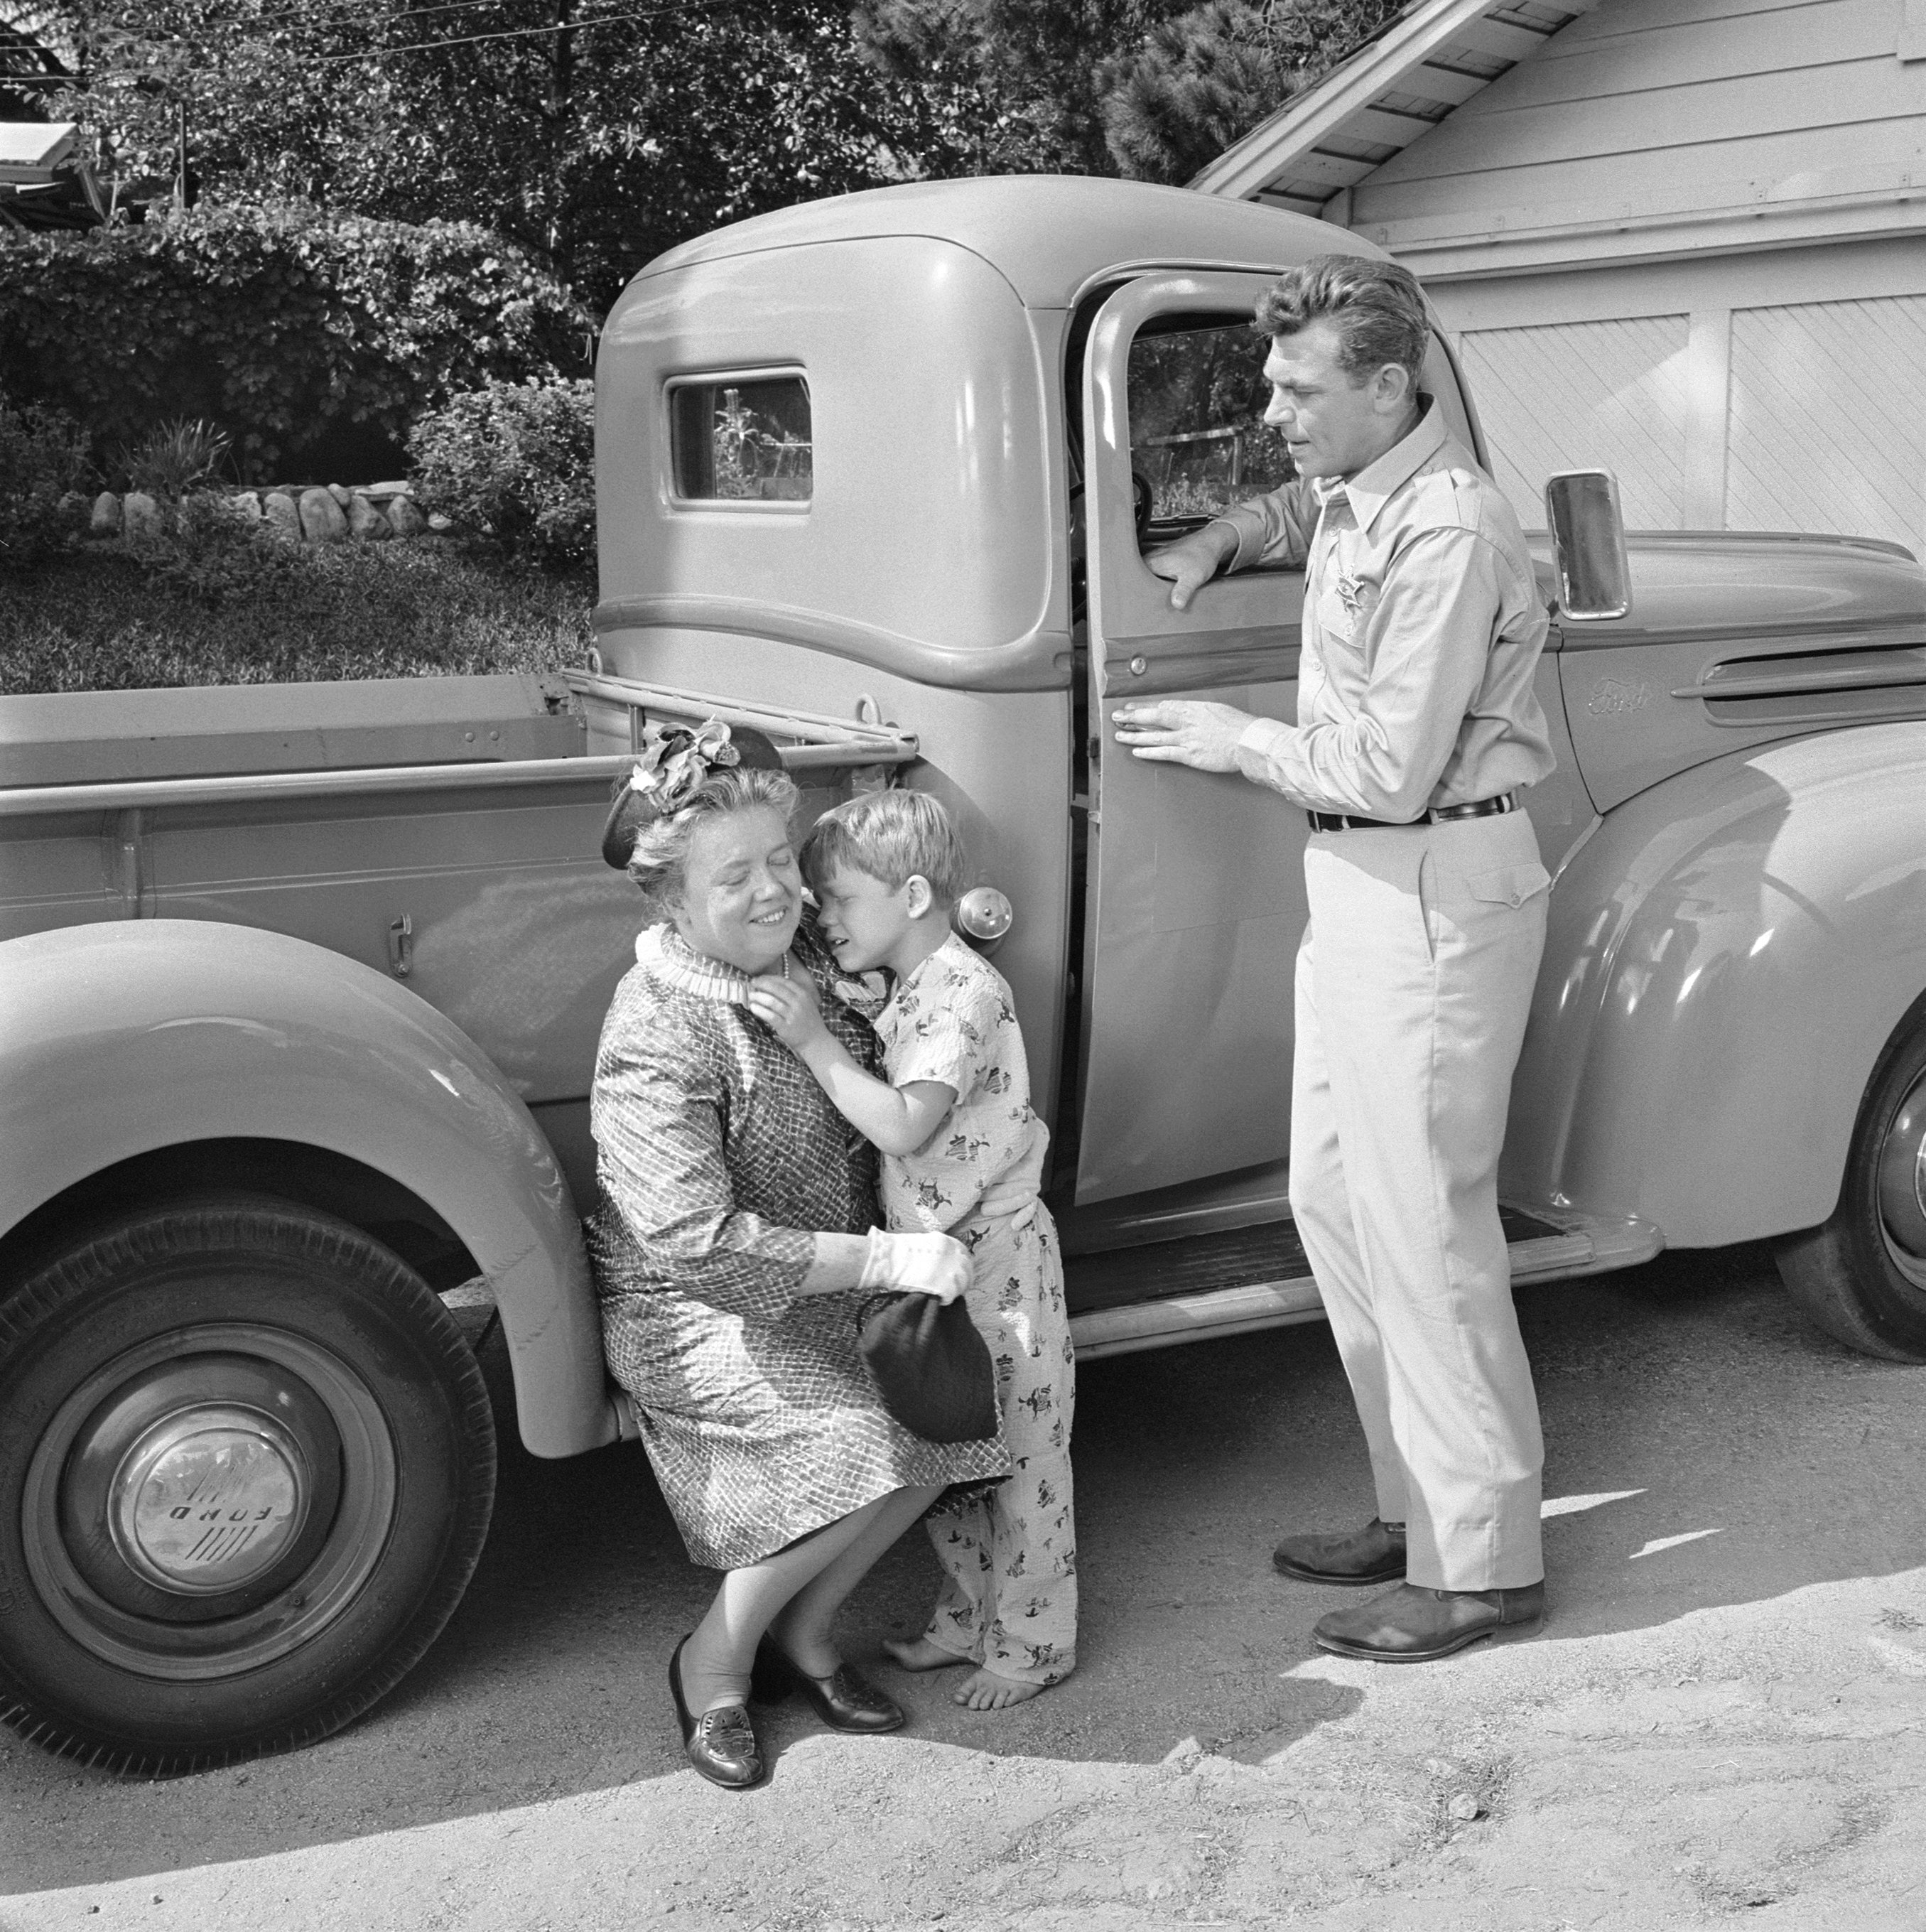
953;1667;1045;1711
882;1635;969;1673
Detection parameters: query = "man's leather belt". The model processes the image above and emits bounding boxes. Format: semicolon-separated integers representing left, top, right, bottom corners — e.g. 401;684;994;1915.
1306;792;1517;834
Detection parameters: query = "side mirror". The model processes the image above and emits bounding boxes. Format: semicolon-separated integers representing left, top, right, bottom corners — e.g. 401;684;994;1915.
1544;469;1632;622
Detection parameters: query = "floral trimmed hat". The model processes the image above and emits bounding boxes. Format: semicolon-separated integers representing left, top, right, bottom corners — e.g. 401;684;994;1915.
598;718;786;868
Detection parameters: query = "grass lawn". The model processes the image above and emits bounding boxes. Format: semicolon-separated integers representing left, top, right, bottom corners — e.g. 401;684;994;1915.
1;539;595;696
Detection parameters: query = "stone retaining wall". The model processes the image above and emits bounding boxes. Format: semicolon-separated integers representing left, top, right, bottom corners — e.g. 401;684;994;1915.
83;482;453;543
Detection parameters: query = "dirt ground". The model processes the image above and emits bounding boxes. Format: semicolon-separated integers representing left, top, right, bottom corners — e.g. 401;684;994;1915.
3;1241;1924;1931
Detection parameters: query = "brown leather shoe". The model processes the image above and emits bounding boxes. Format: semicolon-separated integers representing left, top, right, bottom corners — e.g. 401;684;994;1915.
1312;1581;1544;1663
1272;1518;1407;1587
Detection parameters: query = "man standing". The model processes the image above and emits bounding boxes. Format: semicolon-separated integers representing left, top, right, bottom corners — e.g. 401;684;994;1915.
1111;255;1556;1663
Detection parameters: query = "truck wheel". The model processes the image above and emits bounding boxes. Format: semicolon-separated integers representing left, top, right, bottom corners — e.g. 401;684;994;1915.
1776;1015;1926;1362
0;1194;496;1771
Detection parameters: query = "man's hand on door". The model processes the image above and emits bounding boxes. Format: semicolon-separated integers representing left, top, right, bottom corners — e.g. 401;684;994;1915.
1143;522;1238;610
1110;699;1250;772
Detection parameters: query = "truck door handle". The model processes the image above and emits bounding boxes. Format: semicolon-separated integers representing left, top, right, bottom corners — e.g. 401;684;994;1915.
386;913;413;978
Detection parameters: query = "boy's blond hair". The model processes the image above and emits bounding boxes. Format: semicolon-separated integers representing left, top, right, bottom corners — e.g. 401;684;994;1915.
801;789;970;908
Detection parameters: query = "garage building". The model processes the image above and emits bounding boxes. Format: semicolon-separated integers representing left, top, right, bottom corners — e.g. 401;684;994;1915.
1194;0;1926;556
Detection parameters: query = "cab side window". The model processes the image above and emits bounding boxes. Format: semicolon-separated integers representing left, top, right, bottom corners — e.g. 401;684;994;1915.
670;374;812;502
1126;318;1296;549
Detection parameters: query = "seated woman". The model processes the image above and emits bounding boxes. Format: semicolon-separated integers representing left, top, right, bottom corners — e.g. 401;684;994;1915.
587;722;1011;1791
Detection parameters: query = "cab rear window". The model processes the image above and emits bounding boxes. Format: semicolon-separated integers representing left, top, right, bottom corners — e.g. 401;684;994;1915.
669;374;812;502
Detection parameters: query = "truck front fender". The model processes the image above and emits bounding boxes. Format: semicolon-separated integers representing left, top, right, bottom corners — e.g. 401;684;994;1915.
0;919;612;1457
1504;725;1926;1246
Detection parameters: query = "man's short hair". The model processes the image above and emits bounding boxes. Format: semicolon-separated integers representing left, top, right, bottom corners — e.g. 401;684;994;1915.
801;788;970;909
1254;254;1431;385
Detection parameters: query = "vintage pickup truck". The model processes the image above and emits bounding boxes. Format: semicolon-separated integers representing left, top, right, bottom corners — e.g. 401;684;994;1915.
5;176;1926;1771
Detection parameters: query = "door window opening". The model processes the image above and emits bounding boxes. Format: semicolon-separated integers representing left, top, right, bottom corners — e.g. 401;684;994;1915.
1127;318;1297;548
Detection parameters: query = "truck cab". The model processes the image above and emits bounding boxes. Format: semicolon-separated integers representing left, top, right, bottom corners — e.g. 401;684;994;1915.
591;174;1926;1356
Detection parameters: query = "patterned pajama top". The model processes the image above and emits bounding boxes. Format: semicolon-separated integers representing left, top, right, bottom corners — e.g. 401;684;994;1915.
585;919;1010;1571
873;934;1049;1234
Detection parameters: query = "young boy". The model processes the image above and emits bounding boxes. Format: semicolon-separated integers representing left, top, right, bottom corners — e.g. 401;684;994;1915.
746;789;1076;1710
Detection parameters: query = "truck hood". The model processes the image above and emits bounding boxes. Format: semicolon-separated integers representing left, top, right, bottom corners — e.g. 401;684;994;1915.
1532;529;1926;652
1542;529;1926;816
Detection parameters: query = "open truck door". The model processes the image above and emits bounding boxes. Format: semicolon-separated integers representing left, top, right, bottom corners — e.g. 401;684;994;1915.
1073;272;1503;1208
1074;272;1309;1206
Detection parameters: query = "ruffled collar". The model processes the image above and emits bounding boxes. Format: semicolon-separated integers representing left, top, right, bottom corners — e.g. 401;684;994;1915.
636;924;767;1004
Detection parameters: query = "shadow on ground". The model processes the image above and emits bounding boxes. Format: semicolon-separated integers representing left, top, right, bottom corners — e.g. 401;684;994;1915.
4;1240;1922;1892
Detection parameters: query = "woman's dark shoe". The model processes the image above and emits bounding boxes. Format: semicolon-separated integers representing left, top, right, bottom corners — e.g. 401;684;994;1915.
751;1640;905;1733
669;1635;766;1789
1272;1518;1407;1587
1312;1581;1544;1663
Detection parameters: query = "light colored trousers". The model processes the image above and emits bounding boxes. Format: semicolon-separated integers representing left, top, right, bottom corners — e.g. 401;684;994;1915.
1289;809;1550;1592
921;1201;1077;1685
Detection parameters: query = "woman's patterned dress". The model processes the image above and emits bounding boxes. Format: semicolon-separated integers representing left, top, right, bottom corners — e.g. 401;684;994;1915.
586;920;1010;1571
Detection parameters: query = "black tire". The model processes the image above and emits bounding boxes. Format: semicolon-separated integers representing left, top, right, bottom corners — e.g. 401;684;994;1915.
0;1193;496;1772
1776;1005;1926;1362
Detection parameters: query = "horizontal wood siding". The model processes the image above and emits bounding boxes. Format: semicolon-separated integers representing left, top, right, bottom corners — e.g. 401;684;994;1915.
1353;0;1926;237
1726;296;1926;556
1458;314;1691;529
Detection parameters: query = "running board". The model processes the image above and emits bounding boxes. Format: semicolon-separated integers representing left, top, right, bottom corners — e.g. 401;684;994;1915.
1066;1211;1662;1361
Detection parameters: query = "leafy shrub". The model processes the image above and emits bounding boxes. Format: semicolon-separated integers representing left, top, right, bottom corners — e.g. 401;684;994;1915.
129;492;318;609
120;419;233;500
0;201;593;480
0;389;90;575
409;378;595;570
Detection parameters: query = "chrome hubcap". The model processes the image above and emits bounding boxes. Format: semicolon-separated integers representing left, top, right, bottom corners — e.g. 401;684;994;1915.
109;1405;310;1596
25;1324;395;1681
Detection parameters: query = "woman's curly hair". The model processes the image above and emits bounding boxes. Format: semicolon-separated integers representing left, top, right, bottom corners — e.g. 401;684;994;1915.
627;765;799;919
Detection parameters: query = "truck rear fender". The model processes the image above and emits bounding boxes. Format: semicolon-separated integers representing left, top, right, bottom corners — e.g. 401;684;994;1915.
1504;725;1926;1246
0;919;612;1458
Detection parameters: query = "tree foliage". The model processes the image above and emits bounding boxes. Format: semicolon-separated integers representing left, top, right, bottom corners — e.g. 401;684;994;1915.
853;0;1402;185
852;0;1195;177
1;13;70;120
23;0;1397;306
6;0;1403;344
31;0;970;308
1098;0;1404;183
0;200;590;476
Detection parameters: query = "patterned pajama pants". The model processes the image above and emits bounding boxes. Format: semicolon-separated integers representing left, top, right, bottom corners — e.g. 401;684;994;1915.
921;1201;1078;1685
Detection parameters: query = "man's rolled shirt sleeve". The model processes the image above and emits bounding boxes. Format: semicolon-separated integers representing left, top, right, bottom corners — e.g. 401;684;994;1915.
1232;528;1510;823
1207;477;1320;571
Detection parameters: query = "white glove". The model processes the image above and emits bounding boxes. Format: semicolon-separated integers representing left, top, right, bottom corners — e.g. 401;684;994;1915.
857;1229;970;1303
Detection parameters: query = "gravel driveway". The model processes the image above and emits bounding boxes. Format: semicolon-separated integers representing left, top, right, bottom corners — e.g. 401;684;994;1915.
4;1241;1923;1930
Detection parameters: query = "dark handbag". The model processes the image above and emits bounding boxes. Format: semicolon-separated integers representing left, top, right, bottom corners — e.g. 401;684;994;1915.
855;1290;1000;1444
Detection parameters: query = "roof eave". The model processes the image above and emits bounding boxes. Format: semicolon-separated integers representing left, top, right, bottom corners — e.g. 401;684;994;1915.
1189;0;1528;204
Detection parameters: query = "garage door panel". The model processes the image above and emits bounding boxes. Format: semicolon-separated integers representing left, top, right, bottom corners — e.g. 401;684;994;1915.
1728;296;1926;557
1458;314;1692;530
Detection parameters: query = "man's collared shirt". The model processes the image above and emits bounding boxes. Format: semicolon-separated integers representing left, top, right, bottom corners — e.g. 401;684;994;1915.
1208;397;1556;822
